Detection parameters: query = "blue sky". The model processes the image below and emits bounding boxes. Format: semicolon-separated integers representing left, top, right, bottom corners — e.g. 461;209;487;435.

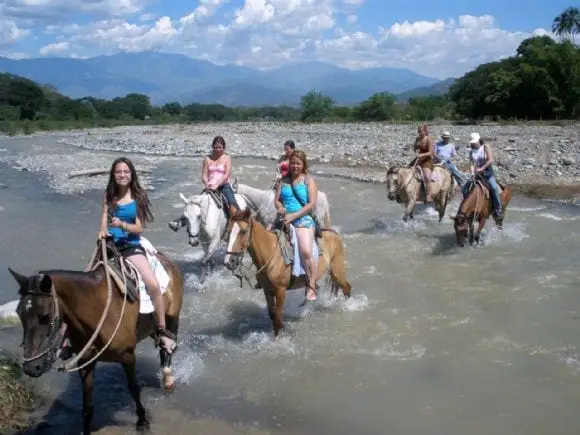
0;0;570;78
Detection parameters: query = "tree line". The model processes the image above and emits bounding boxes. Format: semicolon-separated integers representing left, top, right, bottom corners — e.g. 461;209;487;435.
0;7;578;135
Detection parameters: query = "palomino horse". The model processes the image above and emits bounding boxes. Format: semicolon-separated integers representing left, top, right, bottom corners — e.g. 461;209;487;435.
386;164;456;222
175;190;247;282
450;177;513;247
8;239;184;434
224;209;352;337
231;178;332;228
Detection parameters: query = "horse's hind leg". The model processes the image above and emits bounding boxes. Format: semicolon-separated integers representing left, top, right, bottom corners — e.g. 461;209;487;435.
79;361;96;435
122;357;150;432
329;248;352;298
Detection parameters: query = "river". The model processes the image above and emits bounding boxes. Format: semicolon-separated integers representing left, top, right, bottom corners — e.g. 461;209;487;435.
1;136;580;435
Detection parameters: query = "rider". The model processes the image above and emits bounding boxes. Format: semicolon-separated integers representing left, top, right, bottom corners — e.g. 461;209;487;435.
277;140;296;179
275;149;319;302
410;123;435;202
435;131;466;186
97;157;177;354
202;135;240;215
468;132;503;217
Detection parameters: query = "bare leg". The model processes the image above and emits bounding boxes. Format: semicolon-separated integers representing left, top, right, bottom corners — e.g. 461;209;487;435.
296;226;317;301
126;254;176;352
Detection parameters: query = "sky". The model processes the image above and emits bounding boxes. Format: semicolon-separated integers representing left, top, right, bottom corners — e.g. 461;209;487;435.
0;0;572;79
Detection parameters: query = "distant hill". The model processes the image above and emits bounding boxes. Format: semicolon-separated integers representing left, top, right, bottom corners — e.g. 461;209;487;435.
396;78;456;101
0;52;443;106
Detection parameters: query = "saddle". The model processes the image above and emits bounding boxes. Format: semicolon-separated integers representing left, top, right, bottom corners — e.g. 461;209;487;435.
88;240;139;303
203;189;232;218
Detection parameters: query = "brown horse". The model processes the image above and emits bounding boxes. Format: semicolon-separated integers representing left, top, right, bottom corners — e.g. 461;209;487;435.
223;209;352;337
8;240;184;434
450;178;513;247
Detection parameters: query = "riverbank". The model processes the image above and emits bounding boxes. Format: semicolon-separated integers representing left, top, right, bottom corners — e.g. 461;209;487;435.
1;121;579;201
0;355;36;433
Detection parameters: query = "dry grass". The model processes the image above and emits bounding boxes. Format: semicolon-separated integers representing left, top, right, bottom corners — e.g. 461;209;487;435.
0;356;36;434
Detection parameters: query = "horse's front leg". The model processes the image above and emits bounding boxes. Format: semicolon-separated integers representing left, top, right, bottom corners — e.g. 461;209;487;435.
263;288;275;323
474;217;487;245
200;238;219;282
468;222;475;245
122;357;150;432
160;313;179;391
79;361;97;435
273;287;286;338
403;198;416;222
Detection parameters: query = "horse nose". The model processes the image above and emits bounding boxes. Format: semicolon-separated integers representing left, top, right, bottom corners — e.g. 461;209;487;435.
23;362;43;378
189;237;199;247
387;193;395;200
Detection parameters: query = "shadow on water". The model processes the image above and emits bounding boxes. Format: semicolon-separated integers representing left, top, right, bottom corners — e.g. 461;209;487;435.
414;231;460;256
16;357;163;435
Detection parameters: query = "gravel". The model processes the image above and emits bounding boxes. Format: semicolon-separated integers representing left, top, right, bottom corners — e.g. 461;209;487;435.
2;121;579;198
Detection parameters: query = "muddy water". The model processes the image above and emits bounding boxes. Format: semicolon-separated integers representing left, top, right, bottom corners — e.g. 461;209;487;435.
1;137;580;435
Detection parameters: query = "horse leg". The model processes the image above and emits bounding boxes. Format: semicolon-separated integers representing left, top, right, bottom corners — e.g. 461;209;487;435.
79;362;96;435
200;239;220;282
468;222;475;245
474;217;487;245
273;287;286;338
404;198;416;222
263;288;275;323
160;313;179;391
122;358;150;432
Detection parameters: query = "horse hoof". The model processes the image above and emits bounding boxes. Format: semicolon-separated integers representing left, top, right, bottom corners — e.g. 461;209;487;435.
164;381;176;393
136;419;150;432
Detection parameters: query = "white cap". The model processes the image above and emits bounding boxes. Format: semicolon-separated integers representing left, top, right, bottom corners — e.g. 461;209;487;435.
469;132;480;144
442;131;450;137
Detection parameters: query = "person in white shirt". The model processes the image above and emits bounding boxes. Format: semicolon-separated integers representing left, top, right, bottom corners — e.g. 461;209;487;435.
468;132;503;217
434;131;466;186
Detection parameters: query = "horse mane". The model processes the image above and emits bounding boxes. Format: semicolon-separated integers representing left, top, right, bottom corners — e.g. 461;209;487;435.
38;268;103;285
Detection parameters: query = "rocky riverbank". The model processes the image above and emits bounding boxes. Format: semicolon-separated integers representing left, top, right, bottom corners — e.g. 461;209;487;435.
3;121;579;199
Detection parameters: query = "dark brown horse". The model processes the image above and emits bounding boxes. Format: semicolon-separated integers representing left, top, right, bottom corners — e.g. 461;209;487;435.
450;178;512;247
8;241;184;434
224;209;352;337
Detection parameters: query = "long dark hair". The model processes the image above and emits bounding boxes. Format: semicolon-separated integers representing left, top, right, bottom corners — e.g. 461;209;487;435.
105;157;154;224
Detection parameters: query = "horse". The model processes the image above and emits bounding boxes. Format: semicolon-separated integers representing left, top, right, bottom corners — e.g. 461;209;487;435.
385;164;456;222
223;209;352;338
8;239;184;434
450;177;513;247
231;178;332;228
175;190;248;282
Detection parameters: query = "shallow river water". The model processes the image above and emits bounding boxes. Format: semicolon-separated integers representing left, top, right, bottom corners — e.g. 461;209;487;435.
1;136;580;435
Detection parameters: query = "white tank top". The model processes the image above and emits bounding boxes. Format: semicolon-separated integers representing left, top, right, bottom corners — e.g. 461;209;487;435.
470;145;487;168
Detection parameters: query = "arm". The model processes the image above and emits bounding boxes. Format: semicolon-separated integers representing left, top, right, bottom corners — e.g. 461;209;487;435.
289;176;317;219
201;157;209;186
122;216;144;234
274;179;285;213
476;145;494;172
98;193;109;236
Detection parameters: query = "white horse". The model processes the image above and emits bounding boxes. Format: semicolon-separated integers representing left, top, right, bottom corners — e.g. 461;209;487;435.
231;178;332;228
175;191;248;282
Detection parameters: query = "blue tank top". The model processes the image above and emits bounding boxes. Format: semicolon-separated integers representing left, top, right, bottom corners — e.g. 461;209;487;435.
108;201;140;247
279;179;309;213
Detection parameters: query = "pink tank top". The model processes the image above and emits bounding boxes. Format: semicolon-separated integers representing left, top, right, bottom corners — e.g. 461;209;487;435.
207;161;226;184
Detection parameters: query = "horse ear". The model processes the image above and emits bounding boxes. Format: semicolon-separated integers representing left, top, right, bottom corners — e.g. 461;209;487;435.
179;192;189;204
232;178;238;191
8;267;28;291
449;215;456;221
38;274;52;293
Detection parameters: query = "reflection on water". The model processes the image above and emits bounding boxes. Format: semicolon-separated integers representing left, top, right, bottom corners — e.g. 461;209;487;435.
1;138;580;435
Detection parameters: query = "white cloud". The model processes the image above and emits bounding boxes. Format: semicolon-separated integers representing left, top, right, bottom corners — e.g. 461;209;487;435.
0;19;30;46
8;0;552;81
39;40;70;55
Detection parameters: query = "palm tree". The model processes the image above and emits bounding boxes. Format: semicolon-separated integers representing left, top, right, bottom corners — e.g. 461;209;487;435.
552;7;580;44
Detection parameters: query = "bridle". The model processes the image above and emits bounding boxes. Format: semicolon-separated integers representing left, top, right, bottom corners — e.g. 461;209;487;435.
20;285;63;369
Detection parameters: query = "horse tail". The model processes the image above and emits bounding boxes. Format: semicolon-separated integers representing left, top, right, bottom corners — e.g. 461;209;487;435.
326;232;352;297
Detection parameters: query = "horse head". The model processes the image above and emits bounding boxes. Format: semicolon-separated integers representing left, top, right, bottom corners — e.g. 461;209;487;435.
179;192;202;247
9;268;61;377
450;213;469;247
385;166;400;201
224;209;251;271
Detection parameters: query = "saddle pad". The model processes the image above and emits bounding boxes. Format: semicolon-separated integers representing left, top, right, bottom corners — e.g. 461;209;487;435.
288;225;321;278
137;238;171;314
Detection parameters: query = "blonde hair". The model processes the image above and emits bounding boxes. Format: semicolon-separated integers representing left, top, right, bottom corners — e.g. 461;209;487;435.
289;149;309;173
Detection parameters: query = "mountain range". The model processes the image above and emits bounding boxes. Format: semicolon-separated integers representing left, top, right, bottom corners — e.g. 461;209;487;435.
0;52;453;106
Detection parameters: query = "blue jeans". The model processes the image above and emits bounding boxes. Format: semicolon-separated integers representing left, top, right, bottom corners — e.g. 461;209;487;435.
218;183;240;210
443;161;466;186
487;175;502;214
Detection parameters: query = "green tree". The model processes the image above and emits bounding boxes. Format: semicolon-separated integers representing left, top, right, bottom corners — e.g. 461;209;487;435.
552;7;580;44
299;90;334;122
352;92;396;121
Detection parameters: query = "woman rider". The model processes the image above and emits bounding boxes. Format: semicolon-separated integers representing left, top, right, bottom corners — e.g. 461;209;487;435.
97;157;177;353
468;132;503;217
276;140;296;179
274;149;319;302
201;135;241;215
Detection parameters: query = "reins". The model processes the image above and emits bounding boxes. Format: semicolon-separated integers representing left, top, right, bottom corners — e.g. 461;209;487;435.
55;238;130;372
